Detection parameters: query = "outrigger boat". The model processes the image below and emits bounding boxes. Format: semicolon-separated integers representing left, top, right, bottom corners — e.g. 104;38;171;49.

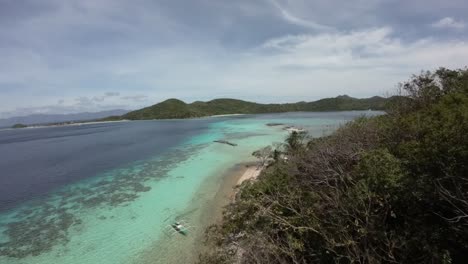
163;219;194;236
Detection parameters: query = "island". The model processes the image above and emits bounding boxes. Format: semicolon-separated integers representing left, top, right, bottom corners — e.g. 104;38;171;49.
12;123;27;129
103;95;398;121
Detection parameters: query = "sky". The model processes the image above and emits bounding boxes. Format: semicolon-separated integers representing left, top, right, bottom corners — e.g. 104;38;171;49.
1;0;468;118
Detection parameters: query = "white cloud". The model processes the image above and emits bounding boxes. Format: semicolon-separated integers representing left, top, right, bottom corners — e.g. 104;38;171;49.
105;92;120;97
92;92;121;102
121;95;149;102
431;17;465;29
23;27;468;106
90;27;467;103
2;0;468;117
1;9;468;117
237;28;468;96
0;101;128;119
267;0;333;31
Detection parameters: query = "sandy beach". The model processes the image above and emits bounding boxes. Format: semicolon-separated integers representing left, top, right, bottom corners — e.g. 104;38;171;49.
237;165;262;185
207;162;260;220
189;162;262;261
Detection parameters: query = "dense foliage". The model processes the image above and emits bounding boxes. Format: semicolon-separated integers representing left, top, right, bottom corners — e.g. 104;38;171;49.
198;68;468;264
11;123;27;128
120;96;392;120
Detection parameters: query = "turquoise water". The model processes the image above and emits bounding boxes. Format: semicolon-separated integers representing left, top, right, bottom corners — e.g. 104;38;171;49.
0;111;380;264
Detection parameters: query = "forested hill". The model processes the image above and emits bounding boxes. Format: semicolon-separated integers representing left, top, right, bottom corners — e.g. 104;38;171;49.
119;95;393;120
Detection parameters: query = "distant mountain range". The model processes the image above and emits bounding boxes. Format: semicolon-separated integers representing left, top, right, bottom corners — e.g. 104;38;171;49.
116;95;395;120
0;109;129;128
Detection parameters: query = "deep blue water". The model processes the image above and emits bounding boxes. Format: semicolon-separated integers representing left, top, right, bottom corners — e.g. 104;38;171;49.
0;111;381;213
0;111;384;263
0;120;213;212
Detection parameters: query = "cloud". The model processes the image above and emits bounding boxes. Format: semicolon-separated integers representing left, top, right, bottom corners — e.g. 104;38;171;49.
0;101;127;119
89;27;467;102
92;92;121;102
78;97;126;110
220;27;468;98
1;1;468;116
267;0;333;31
121;95;148;102
251;27;468;75
76;96;99;105
0;91;144;118
431;17;465;29
105;92;120;97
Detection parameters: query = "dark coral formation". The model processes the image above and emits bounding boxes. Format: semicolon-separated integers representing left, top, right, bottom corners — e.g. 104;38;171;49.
0;206;76;258
0;145;200;259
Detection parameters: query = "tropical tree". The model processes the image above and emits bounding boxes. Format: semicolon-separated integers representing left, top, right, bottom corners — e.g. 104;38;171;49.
252;146;273;168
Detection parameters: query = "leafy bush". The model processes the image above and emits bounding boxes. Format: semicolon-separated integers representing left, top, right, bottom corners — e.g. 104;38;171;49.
198;68;468;264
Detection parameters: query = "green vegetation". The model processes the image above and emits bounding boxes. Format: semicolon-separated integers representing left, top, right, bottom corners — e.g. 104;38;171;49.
99;115;124;122
198;68;468;263
116;96;392;120
12;123;27;129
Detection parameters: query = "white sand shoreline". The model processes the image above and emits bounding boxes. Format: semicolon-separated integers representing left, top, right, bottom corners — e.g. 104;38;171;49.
208;113;246;118
237;165;262;185
5;119;130;130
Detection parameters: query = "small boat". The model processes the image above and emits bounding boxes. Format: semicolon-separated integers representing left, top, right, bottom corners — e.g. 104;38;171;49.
164;219;194;236
171;222;188;235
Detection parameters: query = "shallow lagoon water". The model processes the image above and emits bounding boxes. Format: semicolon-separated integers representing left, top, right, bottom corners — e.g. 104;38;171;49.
0;111;380;263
